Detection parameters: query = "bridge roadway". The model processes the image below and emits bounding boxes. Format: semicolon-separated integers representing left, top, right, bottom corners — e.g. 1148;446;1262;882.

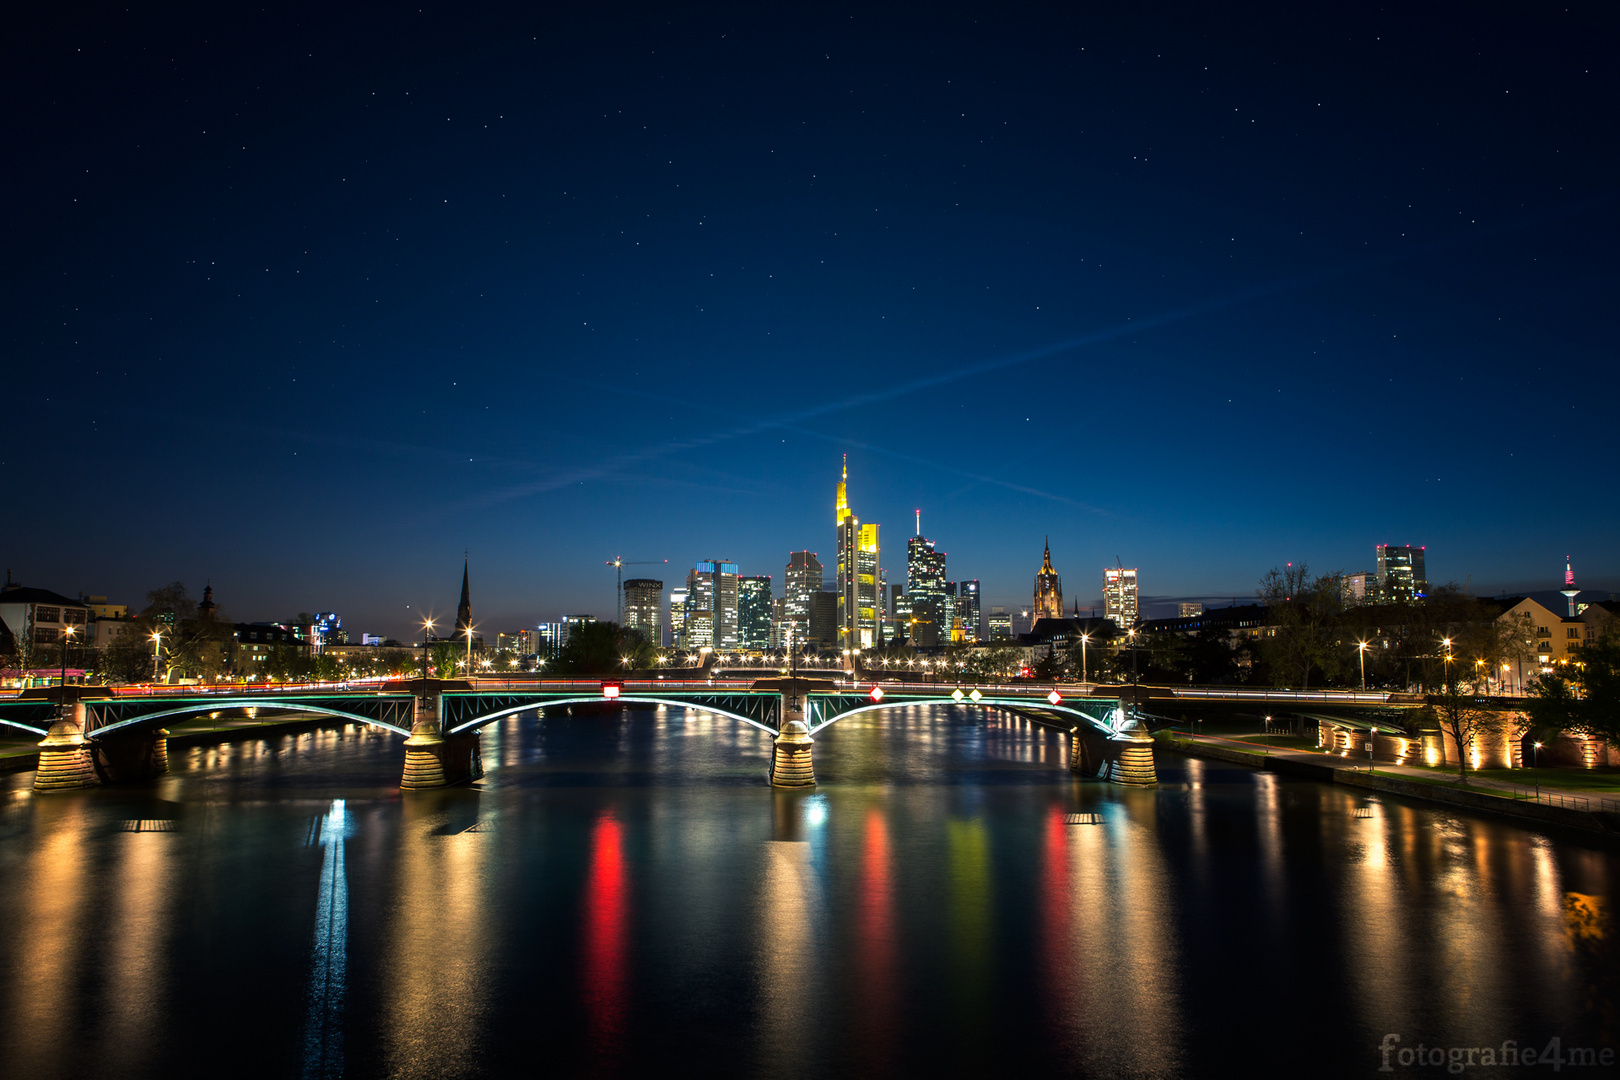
1;676;1405;792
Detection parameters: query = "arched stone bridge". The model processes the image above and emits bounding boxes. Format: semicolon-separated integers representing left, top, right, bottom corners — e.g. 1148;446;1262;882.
0;680;1156;792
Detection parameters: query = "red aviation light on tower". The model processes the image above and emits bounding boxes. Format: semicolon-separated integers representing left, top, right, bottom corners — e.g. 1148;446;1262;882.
869;685;884;702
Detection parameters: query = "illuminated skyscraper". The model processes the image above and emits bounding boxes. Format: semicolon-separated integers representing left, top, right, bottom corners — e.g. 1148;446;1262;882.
669;586;690;648
835;456;881;661
1033;541;1063;622
737;575;773;649
1375;544;1428;604
1103;566;1138;628
957;579;982;642
622;578;663;643
907;511;948;647
684;560;739;649
782;552;823;651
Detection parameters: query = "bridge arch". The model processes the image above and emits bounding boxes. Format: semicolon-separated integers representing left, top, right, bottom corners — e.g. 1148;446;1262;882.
808;697;1120;736
446;697;780;737
90;701;415;739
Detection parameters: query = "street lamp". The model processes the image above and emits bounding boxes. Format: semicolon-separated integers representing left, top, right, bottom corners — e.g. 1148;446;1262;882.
59;624;76;695
1357;640;1369;691
464;625;476;679
151;630;163;683
1533;741;1544;798
421;617;435;682
1080;632;1090;687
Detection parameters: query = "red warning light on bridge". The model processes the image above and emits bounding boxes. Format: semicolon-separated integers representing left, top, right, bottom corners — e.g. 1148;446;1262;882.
1047;690;1063;706
869;685;884;702
601;681;622;699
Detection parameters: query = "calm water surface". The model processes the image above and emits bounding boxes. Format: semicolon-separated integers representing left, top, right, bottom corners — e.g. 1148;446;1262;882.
0;705;1613;1079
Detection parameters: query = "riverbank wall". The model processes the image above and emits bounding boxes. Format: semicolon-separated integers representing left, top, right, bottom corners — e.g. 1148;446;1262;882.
1164;739;1619;838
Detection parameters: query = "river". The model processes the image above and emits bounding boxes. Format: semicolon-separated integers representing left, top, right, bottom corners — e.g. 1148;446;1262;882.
0;704;1612;1078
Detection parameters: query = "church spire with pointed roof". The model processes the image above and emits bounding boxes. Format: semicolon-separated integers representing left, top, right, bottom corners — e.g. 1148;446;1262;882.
1033;539;1063;623
455;555;473;635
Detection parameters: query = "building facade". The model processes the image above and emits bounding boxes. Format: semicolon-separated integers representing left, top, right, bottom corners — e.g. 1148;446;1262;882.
782;552;823;651
834;458;881;658
907;525;948;648
684;561;739;650
623;578;664;643
1033;541;1063;622
1103;567;1138;627
737;575;773;649
1375;544;1428;604
957;579;982;642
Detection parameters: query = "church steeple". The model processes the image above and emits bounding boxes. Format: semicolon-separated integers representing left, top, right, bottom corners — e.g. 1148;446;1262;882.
1033;539;1063;623
455;556;473;634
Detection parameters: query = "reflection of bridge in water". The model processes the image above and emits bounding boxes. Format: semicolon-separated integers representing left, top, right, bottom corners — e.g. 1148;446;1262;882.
0;678;1170;793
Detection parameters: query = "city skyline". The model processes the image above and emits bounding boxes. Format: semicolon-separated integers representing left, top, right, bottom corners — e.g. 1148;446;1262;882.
4;5;1614;640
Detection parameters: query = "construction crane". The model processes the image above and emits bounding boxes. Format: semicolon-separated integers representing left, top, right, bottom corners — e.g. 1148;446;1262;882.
606;557;668;625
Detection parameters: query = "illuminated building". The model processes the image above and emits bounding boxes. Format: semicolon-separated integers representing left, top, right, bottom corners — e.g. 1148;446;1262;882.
1342;571;1377;605
518;628;543;655
669;587;690;648
1375;544;1427;603
0;580;91;657
622;578;663;643
1179;602;1204;618
1103;566;1138;628
834;457;881;658
1033;540;1063;622
907;512;947;647
684;561;739;650
957;579;982;642
987;607;1012;641
782;552;823;651
738;575;773;649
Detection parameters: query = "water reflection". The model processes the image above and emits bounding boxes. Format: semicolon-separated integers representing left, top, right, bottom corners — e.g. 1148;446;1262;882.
582;811;629;1068
6;797;94;1076
300;799;348;1080
381;792;492;1078
0;708;1613;1079
853;807;898;1072
1051;792;1184;1078
754;834;824;1075
98;807;179;1078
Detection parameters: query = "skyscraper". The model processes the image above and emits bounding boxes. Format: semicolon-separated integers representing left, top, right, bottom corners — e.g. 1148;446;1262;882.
622;578;663;644
1033;541;1063;622
835;457;881;660
1375;545;1428;604
669;586;690;648
737;575;773;649
906;512;948;647
1103;567;1138;627
987;606;1013;641
782;551;823;651
957;579;982;642
683;560;740;649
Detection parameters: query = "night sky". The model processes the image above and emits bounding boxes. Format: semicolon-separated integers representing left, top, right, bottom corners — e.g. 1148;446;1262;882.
5;3;1616;639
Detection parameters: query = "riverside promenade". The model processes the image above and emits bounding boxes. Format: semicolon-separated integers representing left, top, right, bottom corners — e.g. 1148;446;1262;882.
1165;730;1620;836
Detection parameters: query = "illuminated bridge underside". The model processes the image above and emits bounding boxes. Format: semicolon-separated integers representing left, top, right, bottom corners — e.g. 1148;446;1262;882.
806;695;1121;737
443;694;781;736
86;698;418;739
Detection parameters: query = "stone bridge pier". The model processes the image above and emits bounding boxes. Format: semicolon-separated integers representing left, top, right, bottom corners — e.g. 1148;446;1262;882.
34;694;97;792
1070;710;1157;786
400;680;483;790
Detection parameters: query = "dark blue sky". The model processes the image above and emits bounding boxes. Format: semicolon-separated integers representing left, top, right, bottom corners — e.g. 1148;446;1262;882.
5;3;1616;638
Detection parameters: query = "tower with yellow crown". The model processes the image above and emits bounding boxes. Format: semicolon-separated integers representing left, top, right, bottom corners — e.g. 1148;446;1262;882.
1033;539;1063;623
834;456;881;669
